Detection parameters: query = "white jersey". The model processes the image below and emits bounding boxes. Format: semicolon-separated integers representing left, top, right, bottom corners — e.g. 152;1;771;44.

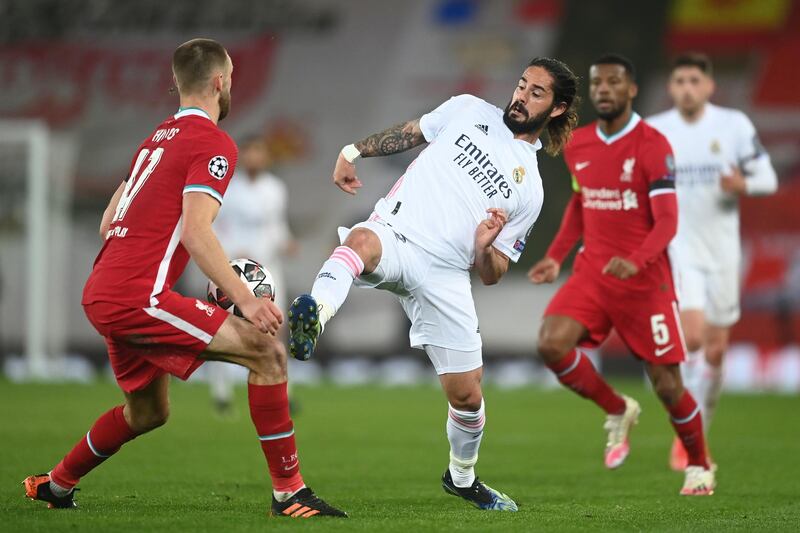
373;94;544;270
214;171;291;268
647;104;776;270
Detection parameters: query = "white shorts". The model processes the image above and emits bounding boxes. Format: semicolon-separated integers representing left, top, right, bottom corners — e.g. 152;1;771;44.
675;263;740;327
338;219;482;358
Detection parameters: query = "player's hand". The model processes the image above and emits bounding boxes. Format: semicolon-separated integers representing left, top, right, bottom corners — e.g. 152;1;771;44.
528;256;560;284
602;256;639;280
237;294;284;335
475;208;508;249
333;152;363;195
720;165;747;195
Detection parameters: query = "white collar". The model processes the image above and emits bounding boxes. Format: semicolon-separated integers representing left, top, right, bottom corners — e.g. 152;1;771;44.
174;107;212;121
595;112;641;145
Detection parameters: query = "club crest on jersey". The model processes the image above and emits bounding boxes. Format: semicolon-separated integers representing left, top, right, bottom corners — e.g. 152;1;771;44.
620;157;635;182
710;139;721;154
195;300;216;316
512;166;525;184
208;155;229;180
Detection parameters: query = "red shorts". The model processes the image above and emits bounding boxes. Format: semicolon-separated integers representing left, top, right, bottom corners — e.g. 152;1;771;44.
84;290;228;393
544;269;686;365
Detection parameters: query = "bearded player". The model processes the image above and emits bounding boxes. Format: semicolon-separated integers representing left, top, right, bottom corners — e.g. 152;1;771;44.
23;39;345;518
288;58;579;510
529;54;715;495
648;53;778;470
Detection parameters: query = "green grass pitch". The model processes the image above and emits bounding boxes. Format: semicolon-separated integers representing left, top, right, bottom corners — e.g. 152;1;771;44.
2;379;797;531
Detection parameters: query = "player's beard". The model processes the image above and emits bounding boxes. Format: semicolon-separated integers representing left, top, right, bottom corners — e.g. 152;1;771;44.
593;100;626;121
678;96;703;119
218;88;231;121
503;101;553;135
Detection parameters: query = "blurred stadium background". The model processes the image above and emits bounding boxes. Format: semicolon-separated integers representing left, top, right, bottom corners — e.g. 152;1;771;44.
0;0;798;392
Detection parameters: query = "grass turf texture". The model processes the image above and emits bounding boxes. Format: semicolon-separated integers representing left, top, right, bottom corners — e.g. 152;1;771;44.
2;379;797;531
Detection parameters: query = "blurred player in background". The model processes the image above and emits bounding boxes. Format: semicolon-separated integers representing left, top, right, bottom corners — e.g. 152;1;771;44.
529;54;715;495
23;38;345;518
289;58;579;511
208;136;297;416
648;53;778;470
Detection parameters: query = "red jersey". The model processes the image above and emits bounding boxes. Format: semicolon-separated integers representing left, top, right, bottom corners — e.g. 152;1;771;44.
83;108;238;308
548;114;678;293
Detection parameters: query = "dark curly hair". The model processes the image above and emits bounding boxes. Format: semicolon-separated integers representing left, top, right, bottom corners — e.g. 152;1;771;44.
528;57;580;156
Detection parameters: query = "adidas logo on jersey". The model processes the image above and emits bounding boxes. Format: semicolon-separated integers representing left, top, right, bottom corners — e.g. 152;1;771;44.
474;124;489;135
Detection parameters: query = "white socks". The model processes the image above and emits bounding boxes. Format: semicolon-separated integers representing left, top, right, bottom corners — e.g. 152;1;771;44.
447;399;485;488
681;349;723;432
311;246;364;329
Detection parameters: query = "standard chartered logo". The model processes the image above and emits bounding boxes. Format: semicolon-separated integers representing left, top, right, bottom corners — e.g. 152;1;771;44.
581;187;639;211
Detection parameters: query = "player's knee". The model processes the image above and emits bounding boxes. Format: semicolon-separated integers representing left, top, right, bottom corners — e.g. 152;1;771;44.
537;330;571;364
250;337;288;380
129;404;170;433
343;228;379;267
652;375;682;406
684;331;703;353
449;390;483;412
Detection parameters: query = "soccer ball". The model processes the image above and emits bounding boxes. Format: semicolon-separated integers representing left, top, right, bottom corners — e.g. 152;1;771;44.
207;258;275;317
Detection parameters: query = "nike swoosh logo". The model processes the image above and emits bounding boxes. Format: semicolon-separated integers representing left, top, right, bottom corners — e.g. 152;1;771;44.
655;344;674;357
575;161;591;171
283;462;299;471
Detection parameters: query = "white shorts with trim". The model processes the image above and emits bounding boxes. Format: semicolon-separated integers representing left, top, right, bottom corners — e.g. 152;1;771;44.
675;263;740;327
338;219;482;354
423;345;483;375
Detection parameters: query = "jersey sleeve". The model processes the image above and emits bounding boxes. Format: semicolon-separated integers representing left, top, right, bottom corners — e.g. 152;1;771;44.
183;132;238;205
626;133;678;268
419;94;478;142
731;112;778;195
642;132;676;199
493;193;543;263
732;112;764;164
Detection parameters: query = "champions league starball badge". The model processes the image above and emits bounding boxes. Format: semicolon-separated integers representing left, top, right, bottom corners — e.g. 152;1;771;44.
208;155;229;180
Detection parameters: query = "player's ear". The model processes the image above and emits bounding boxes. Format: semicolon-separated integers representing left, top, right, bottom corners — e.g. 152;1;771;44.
549;101;567;119
629;82;639;99
212;72;223;94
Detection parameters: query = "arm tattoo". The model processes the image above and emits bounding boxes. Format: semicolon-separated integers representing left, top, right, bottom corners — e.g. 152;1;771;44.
355;119;425;158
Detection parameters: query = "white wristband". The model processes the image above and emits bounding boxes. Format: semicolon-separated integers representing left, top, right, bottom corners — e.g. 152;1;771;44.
341;143;361;164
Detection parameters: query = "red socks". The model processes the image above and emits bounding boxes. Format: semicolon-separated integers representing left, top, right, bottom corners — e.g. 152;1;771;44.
668;391;710;469
51;405;138;488
547;349;626;415
248;382;305;493
50;385;305;493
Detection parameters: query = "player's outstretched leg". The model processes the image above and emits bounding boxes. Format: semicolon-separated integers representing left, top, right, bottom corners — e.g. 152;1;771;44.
23;374;167;509
204;317;347;517
646;363;715;495
290;227;383;360
436;355;517;511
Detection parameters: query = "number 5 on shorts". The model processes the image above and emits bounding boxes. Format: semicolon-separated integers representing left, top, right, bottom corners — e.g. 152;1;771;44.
650;314;670;346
